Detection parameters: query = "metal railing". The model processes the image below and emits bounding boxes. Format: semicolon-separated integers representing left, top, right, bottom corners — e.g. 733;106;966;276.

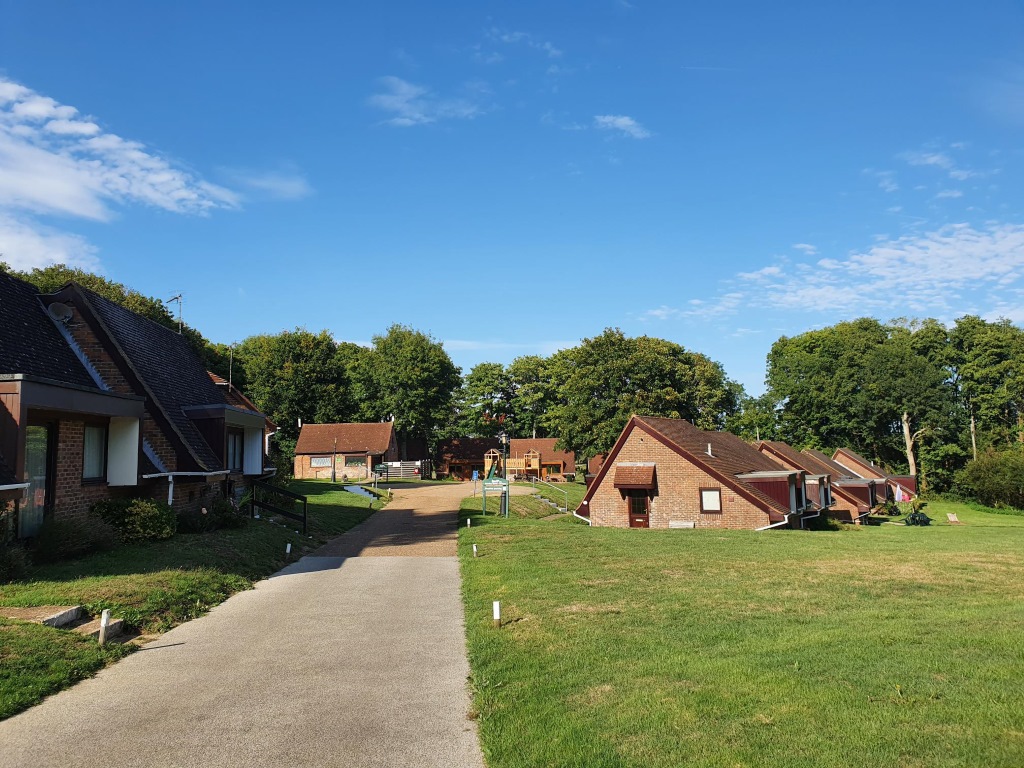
251;479;308;534
531;477;569;513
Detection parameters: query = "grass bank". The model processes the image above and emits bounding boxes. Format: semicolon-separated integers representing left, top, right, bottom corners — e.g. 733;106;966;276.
0;480;382;720
458;499;1024;767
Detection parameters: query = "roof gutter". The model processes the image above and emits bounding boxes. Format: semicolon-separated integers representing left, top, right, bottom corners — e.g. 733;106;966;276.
141;470;231;507
756;512;792;531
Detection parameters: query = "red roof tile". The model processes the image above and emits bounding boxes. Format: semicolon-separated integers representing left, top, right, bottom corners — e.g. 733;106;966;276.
613;464;656;488
295;423;394;455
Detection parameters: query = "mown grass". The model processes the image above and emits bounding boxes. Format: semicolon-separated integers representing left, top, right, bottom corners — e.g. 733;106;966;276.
458;499;1024;767
0;480;381;719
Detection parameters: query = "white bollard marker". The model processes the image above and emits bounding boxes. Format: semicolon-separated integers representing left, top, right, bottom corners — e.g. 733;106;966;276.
467;517;471;528
285;542;292;556
98;609;110;645
473;544;478;558
493;601;501;629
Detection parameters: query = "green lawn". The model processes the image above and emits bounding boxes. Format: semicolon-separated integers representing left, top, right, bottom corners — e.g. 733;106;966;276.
0;480;381;720
458;499;1024;767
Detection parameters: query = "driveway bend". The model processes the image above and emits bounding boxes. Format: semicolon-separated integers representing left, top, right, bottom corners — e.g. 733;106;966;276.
0;482;488;768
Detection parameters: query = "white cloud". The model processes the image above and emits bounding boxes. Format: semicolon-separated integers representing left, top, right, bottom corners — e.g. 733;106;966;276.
0;77;237;222
369;76;485;127
223;168;313;201
594;114;650;139
935;189;964;199
0;76;239;271
730;222;1024;317
792;243;817;256
0;213;99;271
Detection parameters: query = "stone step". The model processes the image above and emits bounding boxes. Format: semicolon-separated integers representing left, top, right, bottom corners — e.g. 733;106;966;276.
69;615;125;641
0;605;82;628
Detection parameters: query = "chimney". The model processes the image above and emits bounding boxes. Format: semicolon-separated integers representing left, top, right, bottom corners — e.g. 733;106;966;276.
706;442;713;457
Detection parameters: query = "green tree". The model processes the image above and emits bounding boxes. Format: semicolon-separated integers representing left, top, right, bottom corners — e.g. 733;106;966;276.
453;362;514;437
353;325;461;457
725;390;780;442
507;355;557;438
543;329;738;460
235;329;361;453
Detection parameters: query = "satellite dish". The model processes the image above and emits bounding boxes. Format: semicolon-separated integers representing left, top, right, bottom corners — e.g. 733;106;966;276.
47;302;73;324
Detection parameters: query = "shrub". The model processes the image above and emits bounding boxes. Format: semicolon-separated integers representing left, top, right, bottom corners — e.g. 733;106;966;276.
0;540;29;582
955;448;1024;509
177;497;248;534
91;498;176;543
30;517;118;564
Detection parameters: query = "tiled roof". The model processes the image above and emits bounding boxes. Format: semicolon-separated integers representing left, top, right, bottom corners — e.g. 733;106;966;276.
613;464;656;488
295;422;394;455
758;441;835;476
804;449;859;479
0;272;96;388
632;416;791;519
509;438;575;468
436;437;501;462
76;287;226;471
833;448;886;479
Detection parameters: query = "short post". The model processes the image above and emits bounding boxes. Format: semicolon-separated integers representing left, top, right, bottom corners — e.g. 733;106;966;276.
98;609;110;645
285;542;292;557
472;543;478;558
492;601;501;629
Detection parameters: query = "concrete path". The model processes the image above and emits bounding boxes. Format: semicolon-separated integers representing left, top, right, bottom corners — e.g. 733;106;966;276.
0;483;493;768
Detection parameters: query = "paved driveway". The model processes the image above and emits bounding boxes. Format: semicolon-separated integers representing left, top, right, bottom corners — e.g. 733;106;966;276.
0;483;490;768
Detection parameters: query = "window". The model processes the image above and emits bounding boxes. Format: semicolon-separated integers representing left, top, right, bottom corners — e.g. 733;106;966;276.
309;456;332;468
227;430;244;472
700;488;722;513
83;424;107;481
345;456;366;467
626;489;649;515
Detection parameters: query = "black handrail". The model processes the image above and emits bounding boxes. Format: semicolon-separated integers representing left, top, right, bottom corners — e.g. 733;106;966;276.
251;479;308;534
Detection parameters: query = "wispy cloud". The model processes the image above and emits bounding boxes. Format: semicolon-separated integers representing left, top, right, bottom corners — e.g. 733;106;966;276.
368;76;486;127
0;76;237;270
223;167;314;201
864;168;899;193
594;114;651;139
487;28;563;58
935;189;964;199
792;243;817;256
735;222;1024;316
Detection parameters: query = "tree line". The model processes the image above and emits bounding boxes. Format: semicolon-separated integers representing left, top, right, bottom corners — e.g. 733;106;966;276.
7;264;1023;505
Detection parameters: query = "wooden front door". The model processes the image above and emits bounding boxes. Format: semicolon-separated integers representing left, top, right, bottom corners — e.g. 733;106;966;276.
627;490;650;528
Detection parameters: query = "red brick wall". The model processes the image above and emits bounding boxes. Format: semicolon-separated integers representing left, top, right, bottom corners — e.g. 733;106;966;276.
143;415;177;472
52;419;134;524
587;428;772;530
64;307;136;396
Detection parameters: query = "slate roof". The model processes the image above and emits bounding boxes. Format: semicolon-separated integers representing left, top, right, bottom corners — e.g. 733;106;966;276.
74;286;226;471
509;438;575;469
295;422;394;455
0;272;96;388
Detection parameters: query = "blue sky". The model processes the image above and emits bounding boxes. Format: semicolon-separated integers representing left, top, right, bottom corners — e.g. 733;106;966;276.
2;2;1023;394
